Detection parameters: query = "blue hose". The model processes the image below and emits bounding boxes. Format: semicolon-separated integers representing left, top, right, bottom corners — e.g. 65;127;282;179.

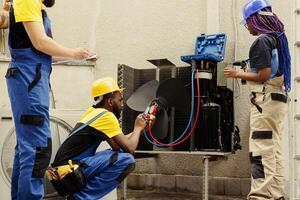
143;69;195;147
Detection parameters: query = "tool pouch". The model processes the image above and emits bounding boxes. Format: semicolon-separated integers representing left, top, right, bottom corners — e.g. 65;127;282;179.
48;164;87;197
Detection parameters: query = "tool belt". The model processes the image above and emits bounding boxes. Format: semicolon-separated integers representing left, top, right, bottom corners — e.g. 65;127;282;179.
248;76;287;113
46;160;87;197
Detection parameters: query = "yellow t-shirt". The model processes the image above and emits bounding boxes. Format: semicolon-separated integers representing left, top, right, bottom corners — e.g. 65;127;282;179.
13;0;43;22
79;107;122;138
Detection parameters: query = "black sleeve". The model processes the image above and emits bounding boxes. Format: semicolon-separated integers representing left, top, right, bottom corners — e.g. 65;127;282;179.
249;35;274;70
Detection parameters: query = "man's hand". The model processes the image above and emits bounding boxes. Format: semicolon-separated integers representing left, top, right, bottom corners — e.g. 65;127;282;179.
0;11;8;29
71;48;96;60
134;114;146;132
224;67;238;78
3;0;10;11
112;114;146;154
0;0;10;29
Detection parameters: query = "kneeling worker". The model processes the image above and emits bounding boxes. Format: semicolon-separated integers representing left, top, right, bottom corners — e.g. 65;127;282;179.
50;77;146;200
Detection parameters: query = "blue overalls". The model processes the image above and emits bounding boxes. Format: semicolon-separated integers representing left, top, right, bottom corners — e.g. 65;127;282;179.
72;149;135;200
6;9;52;200
57;111;136;200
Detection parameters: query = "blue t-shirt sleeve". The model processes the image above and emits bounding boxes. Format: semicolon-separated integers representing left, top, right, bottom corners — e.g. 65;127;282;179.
249;35;276;70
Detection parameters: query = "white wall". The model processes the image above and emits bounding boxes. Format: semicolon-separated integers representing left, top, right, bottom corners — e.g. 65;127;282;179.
0;0;293;188
48;0;294;179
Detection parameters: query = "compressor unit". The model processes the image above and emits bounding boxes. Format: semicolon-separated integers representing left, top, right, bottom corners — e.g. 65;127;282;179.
121;33;241;152
181;33;238;152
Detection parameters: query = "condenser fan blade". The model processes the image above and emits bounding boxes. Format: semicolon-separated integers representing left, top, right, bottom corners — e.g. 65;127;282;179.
151;109;169;140
126;80;159;112
156;78;190;113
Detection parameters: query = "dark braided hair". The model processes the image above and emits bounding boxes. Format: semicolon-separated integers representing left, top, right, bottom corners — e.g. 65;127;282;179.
247;7;291;93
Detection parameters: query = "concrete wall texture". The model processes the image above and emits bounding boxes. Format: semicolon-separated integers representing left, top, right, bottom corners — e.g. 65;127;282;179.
0;0;294;197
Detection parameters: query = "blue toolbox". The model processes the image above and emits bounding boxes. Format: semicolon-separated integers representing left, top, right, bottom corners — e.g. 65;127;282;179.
181;33;227;63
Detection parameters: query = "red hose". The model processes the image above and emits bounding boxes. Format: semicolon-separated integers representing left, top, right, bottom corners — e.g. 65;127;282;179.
146;72;201;147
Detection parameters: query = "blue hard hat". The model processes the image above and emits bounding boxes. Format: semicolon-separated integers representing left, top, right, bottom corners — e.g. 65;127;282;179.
241;0;271;24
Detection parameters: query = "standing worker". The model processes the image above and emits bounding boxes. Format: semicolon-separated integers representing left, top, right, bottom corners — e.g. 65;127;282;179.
51;77;146;200
5;0;95;199
224;0;290;199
